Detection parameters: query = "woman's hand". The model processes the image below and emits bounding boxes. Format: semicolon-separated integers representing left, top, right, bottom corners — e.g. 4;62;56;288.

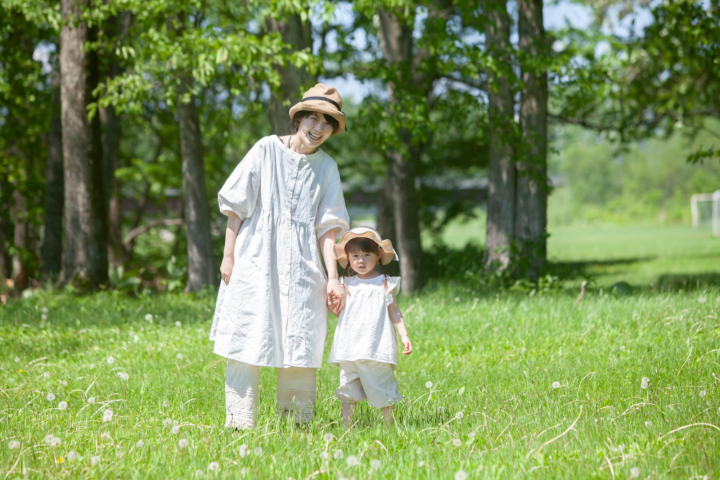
220;254;234;285
327;279;345;316
400;336;413;355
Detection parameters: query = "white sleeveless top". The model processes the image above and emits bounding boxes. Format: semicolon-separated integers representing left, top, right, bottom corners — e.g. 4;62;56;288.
328;275;401;369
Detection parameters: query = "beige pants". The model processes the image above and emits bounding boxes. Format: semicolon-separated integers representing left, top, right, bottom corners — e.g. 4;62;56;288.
225;359;316;429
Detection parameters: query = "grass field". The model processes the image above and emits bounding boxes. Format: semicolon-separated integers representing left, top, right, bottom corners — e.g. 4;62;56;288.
2;225;719;479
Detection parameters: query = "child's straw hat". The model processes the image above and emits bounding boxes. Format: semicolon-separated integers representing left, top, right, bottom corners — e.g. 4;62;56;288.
289;83;347;135
334;227;398;269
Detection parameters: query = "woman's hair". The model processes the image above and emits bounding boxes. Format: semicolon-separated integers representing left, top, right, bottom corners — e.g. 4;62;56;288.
343;237;385;277
289;110;340;135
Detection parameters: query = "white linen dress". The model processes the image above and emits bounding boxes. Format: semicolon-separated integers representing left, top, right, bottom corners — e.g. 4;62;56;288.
210;135;350;369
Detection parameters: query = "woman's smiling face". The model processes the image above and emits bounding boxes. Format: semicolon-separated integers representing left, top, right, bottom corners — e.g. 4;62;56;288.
295;112;335;150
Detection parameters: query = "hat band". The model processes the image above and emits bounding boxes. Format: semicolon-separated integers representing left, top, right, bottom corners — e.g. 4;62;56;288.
302;96;343;113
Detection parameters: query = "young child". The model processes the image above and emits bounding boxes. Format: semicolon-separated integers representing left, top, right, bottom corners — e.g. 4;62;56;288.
328;227;412;426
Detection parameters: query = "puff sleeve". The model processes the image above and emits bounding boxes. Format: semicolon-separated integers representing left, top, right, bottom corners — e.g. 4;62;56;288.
314;162;350;240
386;276;401;305
217;141;263;220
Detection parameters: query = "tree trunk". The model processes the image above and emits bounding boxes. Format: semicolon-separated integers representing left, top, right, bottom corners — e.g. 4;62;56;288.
376;165;398;276
483;0;516;269
377;7;424;292
517;0;548;275
11;190;31;293
177;74;216;291
101;13;131;265
60;0;108;286
264;14;314;134
41;66;64;281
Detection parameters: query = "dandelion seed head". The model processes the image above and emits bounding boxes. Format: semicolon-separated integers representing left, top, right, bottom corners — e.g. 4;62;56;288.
425;381;433;389
46;392;55;401
208;461;220;472
238;444;248;457
145;314;153;321
162;401;169;408
175;321;182;328
521;347;527;354
171;426;180;434
333;449;344;459
320;452;329;460
630;467;640;478
698;297;707;304
644;421;651;427
454;470;468;480
620;346;625;351
58;401;67;410
44;372;50;379
195;470;205;479
455;411;464;419
14;357;20;363
177;353;183;360
44;435;54;444
104;409;113;418
67;450;78;461
454;297;460;302
415;447;423;455
253;446;262;456
452;438;462;447
323;433;334;443
42;307;49;313
116;372;129;380
101;433;111;440
116;451;124;459
60;380;68;387
41;314;47;320
8;440;20;450
346;455;359;467
700;390;707;397
87;397;95;404
136;440;144;448
552;381;560;389
370;459;381;470
107;357;115;364
103;414;113;422
91;455;101;465
89;363;95;369
50;436;61;446
417;461;425;468
178;439;189;449
437;406;444;413
163;418;172;428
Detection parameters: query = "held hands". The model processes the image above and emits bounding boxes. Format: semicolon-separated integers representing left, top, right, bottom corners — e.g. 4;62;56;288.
327;279;345;316
220;254;234;285
400;335;413;355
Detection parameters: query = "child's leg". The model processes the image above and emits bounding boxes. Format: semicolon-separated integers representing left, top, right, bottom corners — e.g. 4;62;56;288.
355;360;402;425
277;367;316;424
225;359;261;429
335;362;366;427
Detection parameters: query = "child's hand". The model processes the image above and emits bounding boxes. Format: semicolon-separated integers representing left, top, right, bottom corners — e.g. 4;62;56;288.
400;336;412;355
330;293;344;316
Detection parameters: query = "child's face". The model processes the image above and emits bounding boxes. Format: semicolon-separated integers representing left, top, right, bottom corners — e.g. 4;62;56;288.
348;248;380;275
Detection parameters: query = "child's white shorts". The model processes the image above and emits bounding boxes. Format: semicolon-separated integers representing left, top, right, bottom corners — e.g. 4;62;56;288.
335;360;402;408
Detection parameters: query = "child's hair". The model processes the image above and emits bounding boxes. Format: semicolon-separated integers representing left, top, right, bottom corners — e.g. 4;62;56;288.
344;237;386;278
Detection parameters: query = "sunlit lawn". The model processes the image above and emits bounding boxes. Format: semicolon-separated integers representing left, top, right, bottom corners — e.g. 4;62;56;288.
1;278;719;478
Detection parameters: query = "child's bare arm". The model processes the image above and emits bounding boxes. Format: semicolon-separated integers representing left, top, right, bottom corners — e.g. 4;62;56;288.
388;290;412;355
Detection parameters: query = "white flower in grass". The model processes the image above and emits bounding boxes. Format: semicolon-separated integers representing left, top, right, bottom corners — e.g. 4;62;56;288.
91;456;101;465
454;297;460;302
455;412;464;419
644;421;651;428
104;409;113;418
437;407;445;414
177;353;183;360
415;447;423;455
116;372;129;380
333;449;344;460
521;347;527;354
208;461;220;472
454;470;468;480
42;307;49;314
700;390;707;397
163;418;172;428
320;452;329;460
171;426;180;435
346;455;359;467
46;393;55;401
44;435;54;444
162;401;169;408
698;297;707;304
60;380;68;387
87;397;95;405
44;372;50;379
425;381;433;389
458;386;465;395
116;450;124;460
136;440;144;448
67;450;78;461
41;314;47;320
89;363;95;370
50;436;61;447
323;433;334;443
253;446;262;456
630;467;640;478
552;382;560;389
175;321;182;328
238;444;248;457
641;377;649;389
417;461;425;467
58;401;68;410
620;346;625;352
370;459;381;470
8;440;20;450
145;314;153;321
452;439;462;447
14;357;20;363
195;470;205;479
178;439;189;449
134;335;139;343
107;357;115;364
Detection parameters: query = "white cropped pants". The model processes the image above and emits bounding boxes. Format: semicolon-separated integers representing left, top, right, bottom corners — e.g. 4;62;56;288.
225;359;316;429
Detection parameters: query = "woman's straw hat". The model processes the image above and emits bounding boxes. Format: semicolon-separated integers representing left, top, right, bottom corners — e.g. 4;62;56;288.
289;83;347;135
334;227;398;269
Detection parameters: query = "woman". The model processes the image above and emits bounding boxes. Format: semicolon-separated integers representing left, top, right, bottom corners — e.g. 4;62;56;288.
209;84;350;429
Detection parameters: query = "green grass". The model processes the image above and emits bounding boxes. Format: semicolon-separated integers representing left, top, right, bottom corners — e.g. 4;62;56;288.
1;283;719;479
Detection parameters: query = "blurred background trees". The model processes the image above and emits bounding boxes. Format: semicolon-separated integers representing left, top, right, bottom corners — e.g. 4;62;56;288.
0;0;718;297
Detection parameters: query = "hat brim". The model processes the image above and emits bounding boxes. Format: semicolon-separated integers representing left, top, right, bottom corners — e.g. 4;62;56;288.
333;231;397;269
289;102;346;136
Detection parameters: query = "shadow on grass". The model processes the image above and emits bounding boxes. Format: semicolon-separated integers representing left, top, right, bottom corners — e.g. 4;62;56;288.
656;273;720;290
546;256;656;281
